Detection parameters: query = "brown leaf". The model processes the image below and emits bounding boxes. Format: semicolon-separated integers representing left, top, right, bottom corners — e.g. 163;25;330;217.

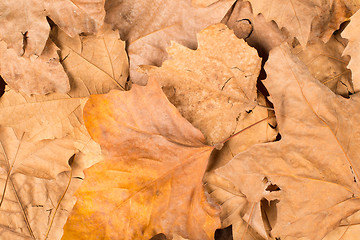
105;0;235;84
247;0;322;46
192;0;220;7
294;33;353;97
62;79;220;240
0;39;70;96
0;0;105;56
51;23;129;98
142;24;261;144
342;10;360;92
205;43;360;239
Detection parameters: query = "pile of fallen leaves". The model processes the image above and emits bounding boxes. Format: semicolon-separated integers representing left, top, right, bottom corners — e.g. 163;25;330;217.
1;0;360;239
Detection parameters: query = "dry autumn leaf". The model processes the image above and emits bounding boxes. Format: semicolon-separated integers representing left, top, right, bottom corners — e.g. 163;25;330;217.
294;32;353;97
105;0;235;84
0;39;70;95
62;79;220;240
0;0;105;57
0;169;81;240
206;43;360;239
51;23;129;97
342;10;360;92
143;24;261;144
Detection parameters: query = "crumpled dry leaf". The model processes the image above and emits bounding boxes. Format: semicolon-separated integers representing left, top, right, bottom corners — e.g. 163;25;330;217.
0;87;86;141
309;0;360;43
206;43;360;239
222;0;285;55
0;169;81;240
342;10;360;92
142;24;261;144
294;32;353;97
0;0;105;57
0;39;70;96
51;23;129;98
105;0;235;84
62;79;220;240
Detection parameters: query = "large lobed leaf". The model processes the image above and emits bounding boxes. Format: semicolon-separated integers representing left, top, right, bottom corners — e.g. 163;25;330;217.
62;79;220;240
206;43;360;239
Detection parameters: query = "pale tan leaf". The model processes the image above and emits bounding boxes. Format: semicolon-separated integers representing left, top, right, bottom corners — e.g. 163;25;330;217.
0;0;105;56
105;0;235;84
0;127;74;179
247;0;322;46
206;43;360;239
0;39;70;96
342;10;360;92
294;33;353;97
0;170;81;240
51;23;129;98
0;87;86;141
143;24;261;144
192;0;220;7
323;210;360;240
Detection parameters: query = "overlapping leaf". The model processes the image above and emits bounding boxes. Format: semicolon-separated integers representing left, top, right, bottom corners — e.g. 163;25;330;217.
143;24;261;144
105;0;235;84
62;79;220;240
206;43;360;239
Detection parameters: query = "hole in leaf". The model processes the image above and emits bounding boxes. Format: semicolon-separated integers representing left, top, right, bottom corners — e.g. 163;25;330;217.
215;225;233;240
266;184;281;192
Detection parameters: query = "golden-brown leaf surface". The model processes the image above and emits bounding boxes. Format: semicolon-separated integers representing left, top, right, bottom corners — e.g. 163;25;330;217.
342;10;360;92
0;39;70;95
62;79;220;240
51;23;129;97
143;24;261;144
0;0;105;56
105;0;235;84
206;43;360;239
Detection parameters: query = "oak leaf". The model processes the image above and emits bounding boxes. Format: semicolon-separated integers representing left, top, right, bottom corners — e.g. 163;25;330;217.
51;23;129;98
105;0;235;84
247;0;322;46
342;10;360;92
143;24;261;144
0;0;105;57
294;32;353;97
205;43;360;239
62;79;220;240
0;39;70;96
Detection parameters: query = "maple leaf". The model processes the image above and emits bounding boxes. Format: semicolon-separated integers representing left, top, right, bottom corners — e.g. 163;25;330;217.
104;0;235;84
142;24;261;144
205;43;360;239
0;39;70;95
51;23;129;98
342;10;360;92
0;0;105;57
62;79;220;240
